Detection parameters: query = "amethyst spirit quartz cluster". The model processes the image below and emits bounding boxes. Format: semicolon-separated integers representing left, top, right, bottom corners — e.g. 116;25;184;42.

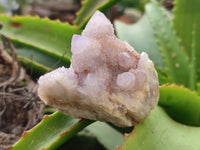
38;11;159;127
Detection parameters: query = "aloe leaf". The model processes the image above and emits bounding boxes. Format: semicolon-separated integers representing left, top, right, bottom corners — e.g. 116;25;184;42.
0;14;82;60
119;106;200;150
0;36;51;77
0;14;81;77
155;66;170;85
74;0;120;28
18;56;50;78
12;40;71;78
145;2;190;87
10;41;65;78
12;40;70;69
10;112;93;150
159;84;200;126
86;121;124;150
189;25;198;90
197;83;200;96
115;15;164;68
173;0;200;80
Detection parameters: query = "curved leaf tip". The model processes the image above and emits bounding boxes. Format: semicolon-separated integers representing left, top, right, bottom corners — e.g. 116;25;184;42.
159;84;200;126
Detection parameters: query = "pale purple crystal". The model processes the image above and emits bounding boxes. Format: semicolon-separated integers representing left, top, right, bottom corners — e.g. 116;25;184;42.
118;52;138;70
38;11;159;127
116;72;136;91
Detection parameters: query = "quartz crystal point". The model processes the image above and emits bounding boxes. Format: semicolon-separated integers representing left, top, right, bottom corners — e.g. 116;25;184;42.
38;11;159;127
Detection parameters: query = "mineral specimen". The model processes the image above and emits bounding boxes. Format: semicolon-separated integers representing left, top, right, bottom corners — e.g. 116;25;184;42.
38;11;159;127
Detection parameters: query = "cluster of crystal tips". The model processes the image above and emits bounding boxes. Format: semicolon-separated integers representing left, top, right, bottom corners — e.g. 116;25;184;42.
38;11;159;127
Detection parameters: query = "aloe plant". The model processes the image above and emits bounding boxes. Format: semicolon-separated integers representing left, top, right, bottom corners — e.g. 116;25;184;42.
10;113;93;150
0;0;200;149
116;0;200;148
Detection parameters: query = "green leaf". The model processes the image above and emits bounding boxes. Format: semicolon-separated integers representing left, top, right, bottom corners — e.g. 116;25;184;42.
12;40;70;69
155;66;170;85
145;2;190;87
189;25;198;90
173;0;200;80
10;112;93;150
159;84;200;126
115;15;164;68
0;14;81;60
0;4;5;13
0;14;81;78
74;0;120;28
11;40;70;78
197;83;200;96
86;121;124;150
18;56;50;78
119;106;200;150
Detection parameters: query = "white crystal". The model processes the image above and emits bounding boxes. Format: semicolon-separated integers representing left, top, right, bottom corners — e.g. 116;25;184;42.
130;69;146;88
38;67;78;104
71;35;101;73
38;10;159;127
71;35;89;55
82;10;114;38
138;52;149;69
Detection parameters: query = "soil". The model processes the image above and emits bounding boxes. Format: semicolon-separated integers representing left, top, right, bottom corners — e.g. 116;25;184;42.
0;36;44;150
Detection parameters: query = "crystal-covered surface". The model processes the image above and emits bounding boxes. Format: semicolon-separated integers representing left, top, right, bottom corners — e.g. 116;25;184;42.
38;11;159;127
